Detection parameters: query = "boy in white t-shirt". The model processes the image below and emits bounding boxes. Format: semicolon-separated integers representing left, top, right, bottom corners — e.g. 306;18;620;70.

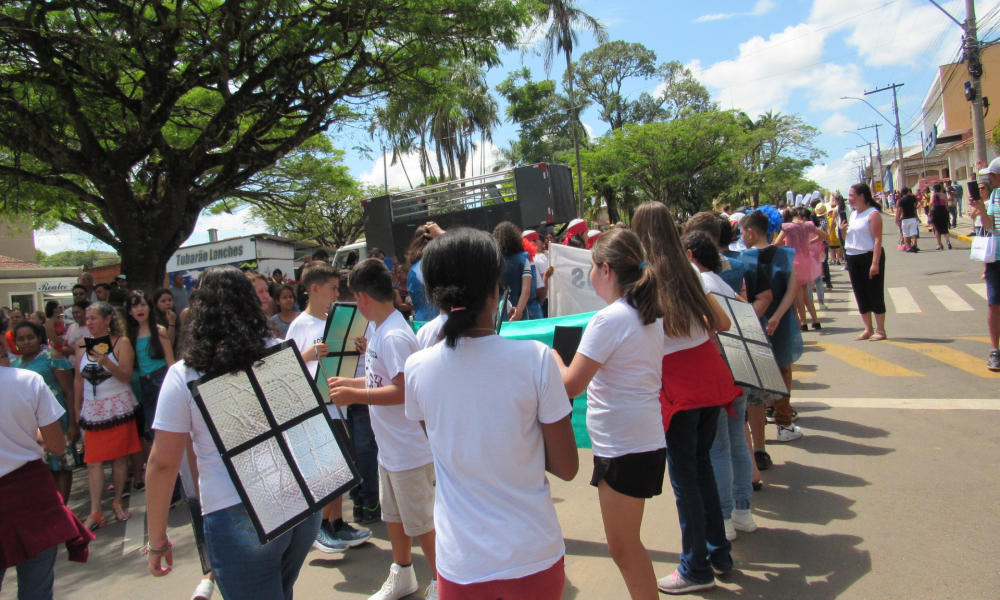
329;259;437;600
285;263;372;554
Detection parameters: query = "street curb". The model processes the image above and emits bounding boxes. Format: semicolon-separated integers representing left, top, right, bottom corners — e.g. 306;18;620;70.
956;234;973;243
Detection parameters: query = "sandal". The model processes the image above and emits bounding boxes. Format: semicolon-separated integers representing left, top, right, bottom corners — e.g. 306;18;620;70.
112;502;131;522
84;512;107;531
869;331;888;342
855;331;874;341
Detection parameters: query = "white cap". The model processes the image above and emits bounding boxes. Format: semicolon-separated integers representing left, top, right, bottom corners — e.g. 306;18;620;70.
978;157;1000;175
587;229;602;238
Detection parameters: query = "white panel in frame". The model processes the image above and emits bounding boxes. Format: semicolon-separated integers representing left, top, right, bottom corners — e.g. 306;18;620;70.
710;293;788;396
190;341;360;544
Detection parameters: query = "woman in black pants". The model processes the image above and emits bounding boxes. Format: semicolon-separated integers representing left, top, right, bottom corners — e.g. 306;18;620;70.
841;183;887;341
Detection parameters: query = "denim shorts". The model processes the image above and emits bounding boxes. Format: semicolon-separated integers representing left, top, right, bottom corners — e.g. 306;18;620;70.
986;261;1000;306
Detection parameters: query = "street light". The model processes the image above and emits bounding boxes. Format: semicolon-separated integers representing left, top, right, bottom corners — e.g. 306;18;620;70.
840;96;895;128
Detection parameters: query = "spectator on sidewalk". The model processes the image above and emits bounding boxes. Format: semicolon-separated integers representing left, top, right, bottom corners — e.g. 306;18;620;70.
976;159;1000;371
169;273;189;314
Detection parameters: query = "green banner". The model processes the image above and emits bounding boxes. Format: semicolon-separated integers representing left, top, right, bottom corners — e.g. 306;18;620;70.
413;312;597;449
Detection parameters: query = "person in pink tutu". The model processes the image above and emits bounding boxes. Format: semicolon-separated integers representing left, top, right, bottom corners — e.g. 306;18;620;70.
775;208;828;331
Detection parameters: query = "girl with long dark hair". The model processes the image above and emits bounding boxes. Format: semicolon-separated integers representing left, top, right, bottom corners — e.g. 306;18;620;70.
493;221;542;321
150;288;179;350
631;202;741;594
406;228;578;598
145;265;321;599
125;291;175;439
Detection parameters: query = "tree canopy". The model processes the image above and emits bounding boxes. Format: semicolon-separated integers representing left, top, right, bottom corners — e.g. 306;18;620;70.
0;0;534;292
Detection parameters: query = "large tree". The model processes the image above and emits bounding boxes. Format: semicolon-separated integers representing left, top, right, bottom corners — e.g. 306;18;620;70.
0;0;532;293
730;111;825;208
494;67;576;168
583;112;746;216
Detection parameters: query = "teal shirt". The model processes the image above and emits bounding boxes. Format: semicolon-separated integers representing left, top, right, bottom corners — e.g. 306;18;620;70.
12;349;73;426
135;335;168;377
989;189;1000;260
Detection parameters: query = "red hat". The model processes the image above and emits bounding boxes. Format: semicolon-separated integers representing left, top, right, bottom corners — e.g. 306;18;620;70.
585;229;603;249
562;219;589;244
522;230;540;242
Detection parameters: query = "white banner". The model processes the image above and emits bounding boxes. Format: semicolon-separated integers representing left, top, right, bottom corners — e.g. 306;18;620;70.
547;244;607;317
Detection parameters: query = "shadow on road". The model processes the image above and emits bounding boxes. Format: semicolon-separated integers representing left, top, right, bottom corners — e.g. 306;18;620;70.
792;434;895;457
795;415;890;439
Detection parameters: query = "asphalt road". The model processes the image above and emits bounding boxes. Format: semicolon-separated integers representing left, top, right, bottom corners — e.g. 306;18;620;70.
5;215;998;600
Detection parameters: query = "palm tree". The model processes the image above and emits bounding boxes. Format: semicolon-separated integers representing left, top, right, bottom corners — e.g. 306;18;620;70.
533;0;607;215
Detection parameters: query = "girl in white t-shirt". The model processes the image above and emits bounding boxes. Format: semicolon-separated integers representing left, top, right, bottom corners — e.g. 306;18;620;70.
144;265;322;600
551;228;666;600
404;228;578;599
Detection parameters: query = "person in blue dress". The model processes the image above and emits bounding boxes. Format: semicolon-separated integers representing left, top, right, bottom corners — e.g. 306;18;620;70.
11;321;78;503
493;221;541;321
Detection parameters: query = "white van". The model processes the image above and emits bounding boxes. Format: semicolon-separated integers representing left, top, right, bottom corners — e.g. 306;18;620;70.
332;241;367;269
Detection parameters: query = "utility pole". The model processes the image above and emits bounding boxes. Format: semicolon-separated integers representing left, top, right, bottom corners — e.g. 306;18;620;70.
929;0;988;173
859;124;884;189
857;143;875;187
865;84;905;192
965;0;988;173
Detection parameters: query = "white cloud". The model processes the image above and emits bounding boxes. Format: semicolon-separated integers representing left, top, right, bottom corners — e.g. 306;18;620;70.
34;225;115;255
695;0;776;23
821;112;860;136
583;122;597;141
805;150;868;189
359;141;502;189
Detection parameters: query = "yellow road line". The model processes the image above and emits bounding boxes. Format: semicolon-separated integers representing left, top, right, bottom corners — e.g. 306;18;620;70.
811;341;924;377
885;341;1000;379
960;337;993;344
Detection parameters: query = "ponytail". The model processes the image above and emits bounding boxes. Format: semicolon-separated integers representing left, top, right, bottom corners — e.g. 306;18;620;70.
591;229;664;325
423;228;505;348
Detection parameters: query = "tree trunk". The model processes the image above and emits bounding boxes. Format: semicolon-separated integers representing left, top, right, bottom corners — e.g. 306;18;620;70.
566;50;585;218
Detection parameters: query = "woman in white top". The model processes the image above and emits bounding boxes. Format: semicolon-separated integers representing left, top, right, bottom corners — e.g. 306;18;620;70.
405;228;578;598
145;265;322;600
840;183;887;341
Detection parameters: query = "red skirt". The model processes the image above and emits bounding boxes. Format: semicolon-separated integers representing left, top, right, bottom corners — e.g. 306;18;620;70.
0;460;94;569
659;340;742;431
83;420;142;463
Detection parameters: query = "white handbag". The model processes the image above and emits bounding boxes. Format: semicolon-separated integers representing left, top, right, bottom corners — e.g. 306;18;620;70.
971;233;997;263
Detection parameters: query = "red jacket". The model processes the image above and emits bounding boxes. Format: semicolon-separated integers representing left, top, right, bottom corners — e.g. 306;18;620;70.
659;339;742;431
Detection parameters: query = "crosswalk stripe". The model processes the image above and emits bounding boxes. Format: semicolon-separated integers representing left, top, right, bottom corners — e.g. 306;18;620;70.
810;341;924;377
967;283;989;300
888;287;921;313
929;285;975;311
885;341;1000;379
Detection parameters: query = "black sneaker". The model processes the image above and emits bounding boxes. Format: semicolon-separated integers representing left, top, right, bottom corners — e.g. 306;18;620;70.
754;450;773;471
988;349;1000;372
361;504;382;525
353;503;364;523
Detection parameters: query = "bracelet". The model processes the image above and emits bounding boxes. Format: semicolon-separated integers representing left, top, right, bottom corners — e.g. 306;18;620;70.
144;540;172;555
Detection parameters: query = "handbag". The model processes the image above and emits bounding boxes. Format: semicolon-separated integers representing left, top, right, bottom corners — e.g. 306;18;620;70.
970;232;997;263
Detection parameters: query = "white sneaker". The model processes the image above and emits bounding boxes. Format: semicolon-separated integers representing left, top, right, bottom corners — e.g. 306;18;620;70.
191;578;215;600
732;509;757;533
776;423;803;442
424;579;438;600
724;519;737;541
369;564;419;600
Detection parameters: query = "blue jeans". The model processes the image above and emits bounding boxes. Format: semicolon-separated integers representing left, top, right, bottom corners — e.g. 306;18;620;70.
0;545;57;600
709;393;752;520
666;407;733;584
203;503;321;600
525;300;543;320
346;405;379;509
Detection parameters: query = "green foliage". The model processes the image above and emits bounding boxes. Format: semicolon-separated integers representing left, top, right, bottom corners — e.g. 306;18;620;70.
209;136;366;249
495;68;577;168
35;249;119;269
0;0;534;290
582;111;747;217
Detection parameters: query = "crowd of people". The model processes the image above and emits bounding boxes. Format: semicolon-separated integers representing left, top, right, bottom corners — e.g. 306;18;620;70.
2;173;997;599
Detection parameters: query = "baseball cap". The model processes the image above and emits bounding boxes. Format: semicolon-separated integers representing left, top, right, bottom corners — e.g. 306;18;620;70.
978;157;1000;175
522;230;540;242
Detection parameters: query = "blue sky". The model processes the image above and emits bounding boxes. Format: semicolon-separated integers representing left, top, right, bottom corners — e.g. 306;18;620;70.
37;0;1000;254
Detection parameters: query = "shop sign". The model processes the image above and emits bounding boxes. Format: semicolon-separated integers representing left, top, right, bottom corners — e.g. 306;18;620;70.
35;280;76;292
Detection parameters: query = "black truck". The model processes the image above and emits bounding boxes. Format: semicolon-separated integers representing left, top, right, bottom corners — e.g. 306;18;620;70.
361;163;577;260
